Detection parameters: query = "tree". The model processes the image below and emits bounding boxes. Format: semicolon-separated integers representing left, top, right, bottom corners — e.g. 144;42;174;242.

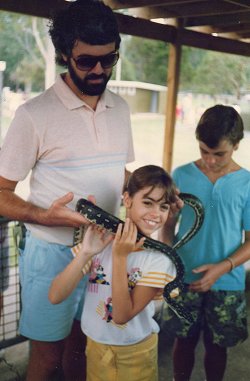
180;48;250;99
119;36;250;99
0;12;55;92
1;11;249;98
31;17;55;89
121;36;169;85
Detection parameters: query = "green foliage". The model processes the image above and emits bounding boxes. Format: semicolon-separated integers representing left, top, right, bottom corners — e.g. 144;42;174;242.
122;36;169;85
119;37;250;98
0;12;46;91
1;11;249;98
181;49;250;98
180;47;204;88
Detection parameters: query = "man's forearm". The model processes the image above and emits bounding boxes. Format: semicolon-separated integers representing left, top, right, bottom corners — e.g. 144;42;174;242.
0;189;45;223
0;189;88;227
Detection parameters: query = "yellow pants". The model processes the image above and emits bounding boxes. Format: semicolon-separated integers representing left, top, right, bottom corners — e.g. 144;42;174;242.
86;333;158;381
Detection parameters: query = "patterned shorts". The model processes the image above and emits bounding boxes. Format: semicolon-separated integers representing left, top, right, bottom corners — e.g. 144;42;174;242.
161;289;248;347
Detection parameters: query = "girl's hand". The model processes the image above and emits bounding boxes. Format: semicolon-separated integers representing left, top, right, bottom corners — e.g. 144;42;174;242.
112;218;145;258
80;224;113;258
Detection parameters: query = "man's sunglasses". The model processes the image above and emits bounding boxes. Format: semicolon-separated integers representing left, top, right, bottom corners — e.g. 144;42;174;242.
72;51;119;71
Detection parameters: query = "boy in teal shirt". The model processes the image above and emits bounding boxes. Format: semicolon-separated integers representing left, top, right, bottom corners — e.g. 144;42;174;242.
161;105;250;381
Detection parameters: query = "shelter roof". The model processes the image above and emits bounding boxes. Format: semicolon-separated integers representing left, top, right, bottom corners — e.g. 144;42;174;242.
0;0;250;56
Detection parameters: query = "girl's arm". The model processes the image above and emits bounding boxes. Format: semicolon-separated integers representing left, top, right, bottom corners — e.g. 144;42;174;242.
49;224;113;304
112;257;159;324
112;218;158;324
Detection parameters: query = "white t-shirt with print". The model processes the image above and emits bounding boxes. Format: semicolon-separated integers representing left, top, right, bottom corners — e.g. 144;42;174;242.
81;243;176;345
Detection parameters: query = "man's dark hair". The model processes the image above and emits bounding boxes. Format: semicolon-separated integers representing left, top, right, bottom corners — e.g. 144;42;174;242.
49;0;121;67
195;104;244;148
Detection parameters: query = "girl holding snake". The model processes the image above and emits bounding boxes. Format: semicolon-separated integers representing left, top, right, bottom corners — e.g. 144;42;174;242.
49;165;179;381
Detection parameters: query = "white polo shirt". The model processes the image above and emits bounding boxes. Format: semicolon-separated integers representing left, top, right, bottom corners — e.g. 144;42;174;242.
0;75;134;245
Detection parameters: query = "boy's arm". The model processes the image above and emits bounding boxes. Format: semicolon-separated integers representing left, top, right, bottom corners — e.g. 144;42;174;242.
158;213;179;246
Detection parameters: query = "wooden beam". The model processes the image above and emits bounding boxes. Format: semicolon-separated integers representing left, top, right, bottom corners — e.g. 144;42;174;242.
0;1;249;56
116;13;176;42
187;10;250;28
0;0;66;18
132;2;248;20
180;28;250;56
213;23;250;34
104;0;199;10
116;14;250;56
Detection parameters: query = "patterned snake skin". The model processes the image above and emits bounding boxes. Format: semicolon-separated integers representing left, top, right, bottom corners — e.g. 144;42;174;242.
74;193;204;323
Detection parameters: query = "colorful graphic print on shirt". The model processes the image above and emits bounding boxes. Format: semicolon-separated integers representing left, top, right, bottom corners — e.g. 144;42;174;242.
92;264;143;327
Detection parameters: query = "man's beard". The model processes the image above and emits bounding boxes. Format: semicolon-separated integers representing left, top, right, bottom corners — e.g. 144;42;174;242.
68;59;111;96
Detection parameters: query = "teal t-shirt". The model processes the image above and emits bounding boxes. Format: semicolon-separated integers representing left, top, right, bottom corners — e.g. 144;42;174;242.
173;163;250;290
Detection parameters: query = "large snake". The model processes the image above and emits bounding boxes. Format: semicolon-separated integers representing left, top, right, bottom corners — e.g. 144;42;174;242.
74;193;204;323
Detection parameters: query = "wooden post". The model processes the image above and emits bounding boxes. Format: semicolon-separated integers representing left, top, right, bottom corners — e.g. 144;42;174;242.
162;23;182;172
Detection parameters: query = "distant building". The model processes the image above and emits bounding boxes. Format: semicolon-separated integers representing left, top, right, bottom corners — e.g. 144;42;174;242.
108;80;167;114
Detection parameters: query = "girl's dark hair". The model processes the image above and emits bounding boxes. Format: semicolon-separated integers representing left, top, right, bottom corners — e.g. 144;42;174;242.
124;165;176;203
48;0;121;67
195;104;244;148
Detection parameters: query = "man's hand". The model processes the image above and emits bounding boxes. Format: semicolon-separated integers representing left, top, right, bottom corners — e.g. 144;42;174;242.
44;193;94;227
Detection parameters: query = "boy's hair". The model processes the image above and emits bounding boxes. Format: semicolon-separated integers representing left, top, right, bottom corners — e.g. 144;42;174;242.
124;165;176;204
48;0;121;67
195;104;244;148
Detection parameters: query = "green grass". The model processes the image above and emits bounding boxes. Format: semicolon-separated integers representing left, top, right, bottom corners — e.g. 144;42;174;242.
128;114;250;173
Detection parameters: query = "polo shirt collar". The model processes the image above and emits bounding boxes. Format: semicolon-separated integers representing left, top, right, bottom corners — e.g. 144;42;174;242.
53;74;115;110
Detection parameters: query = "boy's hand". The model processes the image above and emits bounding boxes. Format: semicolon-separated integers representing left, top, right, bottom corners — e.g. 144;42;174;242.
112;218;145;258
189;263;224;292
169;188;184;217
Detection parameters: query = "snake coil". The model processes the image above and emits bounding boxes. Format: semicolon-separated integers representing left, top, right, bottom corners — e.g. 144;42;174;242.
74;193;204;323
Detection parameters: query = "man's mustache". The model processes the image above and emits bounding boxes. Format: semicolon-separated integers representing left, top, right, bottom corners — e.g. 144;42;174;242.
86;73;107;81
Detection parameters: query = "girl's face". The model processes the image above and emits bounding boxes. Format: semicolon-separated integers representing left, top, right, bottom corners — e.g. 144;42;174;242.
123;186;170;237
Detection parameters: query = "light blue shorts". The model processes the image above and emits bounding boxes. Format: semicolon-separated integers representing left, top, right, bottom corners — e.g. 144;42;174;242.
18;232;87;341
